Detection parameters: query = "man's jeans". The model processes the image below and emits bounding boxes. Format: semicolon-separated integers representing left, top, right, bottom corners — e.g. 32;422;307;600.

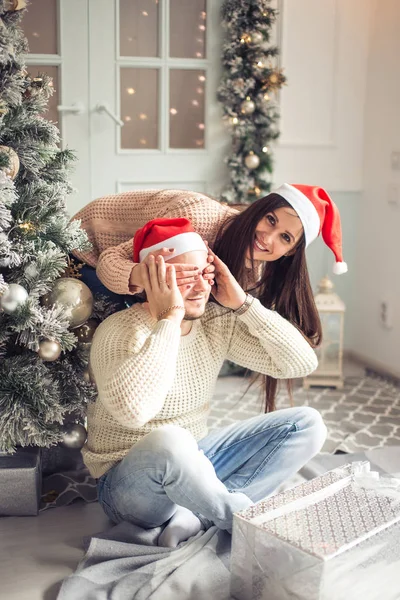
97;407;326;532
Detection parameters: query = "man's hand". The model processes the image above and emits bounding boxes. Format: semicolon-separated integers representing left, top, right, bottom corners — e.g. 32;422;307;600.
208;247;246;310
141;255;185;324
130;247;200;289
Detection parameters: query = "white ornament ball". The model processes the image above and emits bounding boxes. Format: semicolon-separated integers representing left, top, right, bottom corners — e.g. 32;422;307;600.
0;283;28;313
240;99;256;115
38;339;62;362
250;32;263;45
244;152;260;170
60;423;87;450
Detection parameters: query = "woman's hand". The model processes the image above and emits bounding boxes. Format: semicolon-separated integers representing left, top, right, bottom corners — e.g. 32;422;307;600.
208;246;246;310
140;255;185;324
130;247;200;289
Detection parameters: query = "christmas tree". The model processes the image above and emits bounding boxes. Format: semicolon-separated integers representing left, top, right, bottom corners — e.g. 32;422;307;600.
218;0;286;204
0;1;99;453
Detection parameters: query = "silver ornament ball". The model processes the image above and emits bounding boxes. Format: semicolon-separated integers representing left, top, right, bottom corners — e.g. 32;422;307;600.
0;283;29;314
38;339;62;361
250;31;263;45
60;423;87;449
41;277;93;329
244;152;260;170
240;99;256;115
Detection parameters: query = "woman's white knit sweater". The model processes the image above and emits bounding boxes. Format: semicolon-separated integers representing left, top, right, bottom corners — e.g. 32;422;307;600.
82;299;318;478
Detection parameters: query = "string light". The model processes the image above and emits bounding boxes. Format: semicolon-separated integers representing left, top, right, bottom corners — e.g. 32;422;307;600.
195;140;204;147
139;138;147;145
196;87;204;94
139;113;148;120
198;75;206;82
264;93;270;101
231;117;239;125
196;52;203;58
198;123;205;130
142;11;148;16
127;87;135;95
262;146;269;153
192;100;199;106
198;25;206;31
124;116;132;122
170;108;178;115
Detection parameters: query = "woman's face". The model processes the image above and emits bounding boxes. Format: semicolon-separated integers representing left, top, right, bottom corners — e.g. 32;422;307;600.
246;206;304;263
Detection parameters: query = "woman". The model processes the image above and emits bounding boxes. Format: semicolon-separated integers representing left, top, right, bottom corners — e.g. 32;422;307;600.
71;185;347;410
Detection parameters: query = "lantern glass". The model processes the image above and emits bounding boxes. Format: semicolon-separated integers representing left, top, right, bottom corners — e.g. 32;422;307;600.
304;276;346;389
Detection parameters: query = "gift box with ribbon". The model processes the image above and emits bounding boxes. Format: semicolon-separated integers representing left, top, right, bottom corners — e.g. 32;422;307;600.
231;462;400;600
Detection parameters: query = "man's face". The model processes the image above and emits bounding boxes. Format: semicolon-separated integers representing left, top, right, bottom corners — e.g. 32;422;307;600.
168;250;211;320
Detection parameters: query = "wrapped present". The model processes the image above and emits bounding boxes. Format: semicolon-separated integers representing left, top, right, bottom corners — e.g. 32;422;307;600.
231;462;400;600
0;447;42;516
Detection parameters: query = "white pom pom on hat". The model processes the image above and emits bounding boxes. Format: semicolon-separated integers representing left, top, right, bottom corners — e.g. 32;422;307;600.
272;183;348;275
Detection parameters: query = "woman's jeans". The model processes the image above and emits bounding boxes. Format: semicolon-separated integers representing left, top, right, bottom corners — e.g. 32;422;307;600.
78;259;136;312
97;407;327;532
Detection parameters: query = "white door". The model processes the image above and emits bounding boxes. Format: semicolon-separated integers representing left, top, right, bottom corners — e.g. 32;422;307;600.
22;0;227;215
23;0;91;217
88;0;226;200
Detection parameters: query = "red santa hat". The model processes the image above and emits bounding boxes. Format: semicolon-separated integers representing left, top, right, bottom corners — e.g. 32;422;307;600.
133;217;208;263
272;183;348;274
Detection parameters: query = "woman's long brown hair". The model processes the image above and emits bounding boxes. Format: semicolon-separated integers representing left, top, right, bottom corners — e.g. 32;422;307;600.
212;193;322;413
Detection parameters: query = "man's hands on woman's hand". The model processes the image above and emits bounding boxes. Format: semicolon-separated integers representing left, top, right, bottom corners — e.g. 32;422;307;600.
130;247;215;288
206;245;246;310
140;255;185;324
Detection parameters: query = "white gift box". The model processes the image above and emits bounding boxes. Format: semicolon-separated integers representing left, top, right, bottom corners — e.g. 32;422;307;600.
231;462;400;600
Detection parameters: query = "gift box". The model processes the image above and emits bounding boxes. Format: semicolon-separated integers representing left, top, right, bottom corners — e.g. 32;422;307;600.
0;447;42;516
231;462;400;600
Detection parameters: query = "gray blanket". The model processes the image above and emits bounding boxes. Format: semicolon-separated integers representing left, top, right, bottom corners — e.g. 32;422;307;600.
58;447;400;600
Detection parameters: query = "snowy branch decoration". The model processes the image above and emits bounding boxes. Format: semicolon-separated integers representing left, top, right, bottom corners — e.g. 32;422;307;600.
218;0;286;204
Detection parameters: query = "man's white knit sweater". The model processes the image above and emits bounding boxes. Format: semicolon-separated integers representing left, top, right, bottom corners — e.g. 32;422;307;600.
82;299;318;478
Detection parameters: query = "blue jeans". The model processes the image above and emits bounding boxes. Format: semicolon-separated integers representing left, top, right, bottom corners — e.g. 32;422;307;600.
78;260;136;312
97;407;326;531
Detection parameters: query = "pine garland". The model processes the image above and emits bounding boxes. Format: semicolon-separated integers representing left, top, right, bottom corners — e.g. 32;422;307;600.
218;0;286;204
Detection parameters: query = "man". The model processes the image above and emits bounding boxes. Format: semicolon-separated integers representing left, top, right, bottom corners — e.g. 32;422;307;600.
83;218;326;548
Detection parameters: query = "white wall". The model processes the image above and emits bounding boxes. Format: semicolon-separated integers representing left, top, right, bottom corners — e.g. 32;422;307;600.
274;0;374;192
350;0;400;376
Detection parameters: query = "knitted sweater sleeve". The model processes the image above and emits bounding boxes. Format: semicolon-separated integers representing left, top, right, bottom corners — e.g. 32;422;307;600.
226;298;318;379
96;191;237;295
90;313;181;428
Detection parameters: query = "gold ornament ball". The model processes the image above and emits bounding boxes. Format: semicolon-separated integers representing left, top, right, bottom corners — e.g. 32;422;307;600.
4;0;27;10
0;146;20;180
240;99;256;115
250;32;263;45
269;73;279;84
41;278;93;329
60;423;87;450
244;152;260;170
74;318;99;343
38;339;62;362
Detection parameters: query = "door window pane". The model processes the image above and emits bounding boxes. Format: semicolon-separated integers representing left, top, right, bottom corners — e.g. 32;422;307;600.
170;0;206;58
120;68;159;149
26;65;60;128
170;70;205;149
23;0;58;55
119;0;159;57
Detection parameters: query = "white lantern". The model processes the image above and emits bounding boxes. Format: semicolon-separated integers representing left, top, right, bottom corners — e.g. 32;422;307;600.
304;276;345;389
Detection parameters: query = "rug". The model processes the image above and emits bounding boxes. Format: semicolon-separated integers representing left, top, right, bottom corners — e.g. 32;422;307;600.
40;373;400;511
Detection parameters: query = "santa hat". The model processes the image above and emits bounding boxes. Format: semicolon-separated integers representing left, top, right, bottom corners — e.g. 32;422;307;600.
272;183;348;274
133;217;208;263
